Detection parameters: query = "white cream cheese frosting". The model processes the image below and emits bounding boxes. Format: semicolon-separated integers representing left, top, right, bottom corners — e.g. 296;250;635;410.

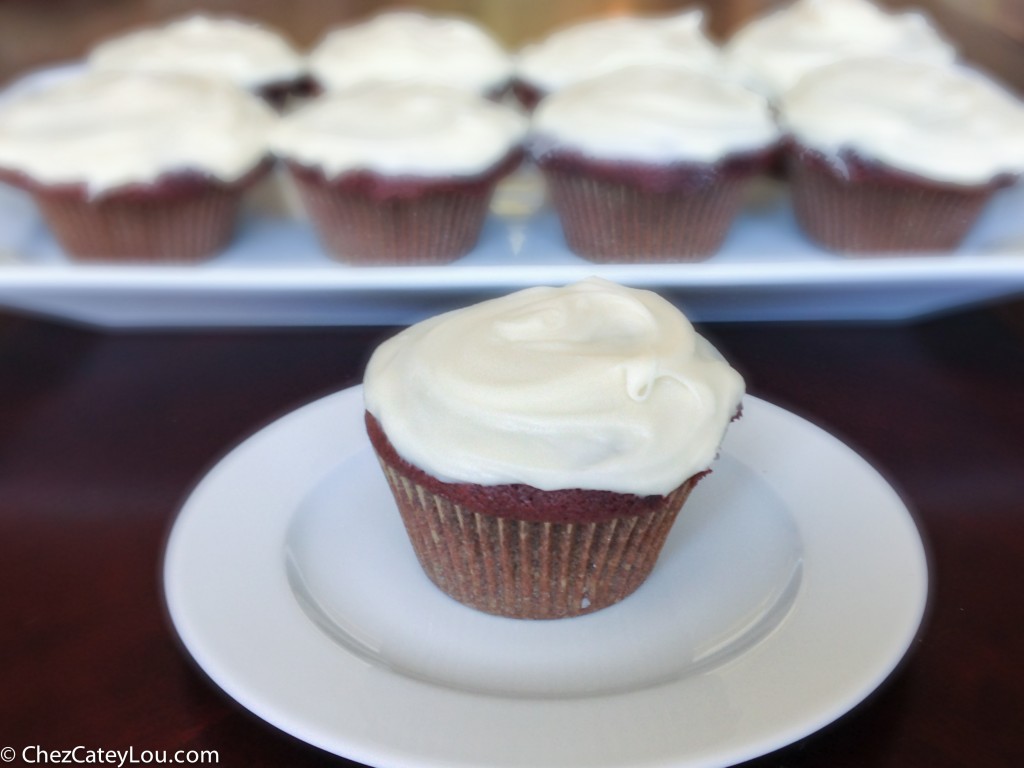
779;57;1024;185
515;10;721;94
724;0;956;98
88;15;306;90
271;83;526;178
0;71;275;195
530;65;778;164
364;278;745;496
307;11;513;94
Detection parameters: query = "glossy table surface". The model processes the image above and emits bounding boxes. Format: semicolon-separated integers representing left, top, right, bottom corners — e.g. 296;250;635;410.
1;300;1022;768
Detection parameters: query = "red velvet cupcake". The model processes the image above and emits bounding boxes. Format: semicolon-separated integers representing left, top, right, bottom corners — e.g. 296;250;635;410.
529;66;779;262
363;278;745;619
778;57;1024;255
272;83;526;266
0;71;275;263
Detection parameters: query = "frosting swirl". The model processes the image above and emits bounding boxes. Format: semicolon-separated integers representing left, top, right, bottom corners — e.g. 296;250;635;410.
516;11;721;94
88;15;306;90
0;71;275;195
779;57;1024;185
364;278;745;495
308;11;513;95
724;0;956;98
530;65;778;164
271;83;526;178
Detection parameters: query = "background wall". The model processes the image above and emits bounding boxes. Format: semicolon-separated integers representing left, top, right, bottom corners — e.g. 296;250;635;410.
0;0;1021;91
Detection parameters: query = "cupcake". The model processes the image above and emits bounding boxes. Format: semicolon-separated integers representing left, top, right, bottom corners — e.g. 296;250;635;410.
723;0;956;101
271;83;525;265
87;15;309;107
0;71;275;263
778;57;1024;254
364;277;745;619
513;10;721;110
529;65;779;262
307;11;513;98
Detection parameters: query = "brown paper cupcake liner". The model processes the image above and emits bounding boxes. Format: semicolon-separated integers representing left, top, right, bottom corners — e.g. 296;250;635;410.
536;151;773;263
374;449;699;620
287;153;521;266
290;174;493;266
4;163;270;263
787;147;1000;255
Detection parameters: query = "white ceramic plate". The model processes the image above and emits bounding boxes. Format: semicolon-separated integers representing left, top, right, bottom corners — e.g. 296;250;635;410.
164;386;928;768
2;63;1024;327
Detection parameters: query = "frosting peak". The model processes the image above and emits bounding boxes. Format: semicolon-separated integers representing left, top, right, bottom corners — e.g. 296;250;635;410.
779;58;1024;185
308;11;513;94
530;65;778;164
364;279;744;495
0;71;275;195
88;15;306;90
270;83;526;178
724;0;956;98
515;11;721;93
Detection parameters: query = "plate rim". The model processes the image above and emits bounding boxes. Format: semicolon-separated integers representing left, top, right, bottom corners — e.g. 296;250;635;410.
163;387;929;768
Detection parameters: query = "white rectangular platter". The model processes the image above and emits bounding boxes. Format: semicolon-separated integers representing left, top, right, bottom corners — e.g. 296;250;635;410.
2;61;1023;328
1;167;1022;327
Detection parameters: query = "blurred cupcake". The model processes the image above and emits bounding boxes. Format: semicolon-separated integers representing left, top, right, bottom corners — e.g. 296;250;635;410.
271;83;525;265
0;71;274;263
514;10;720;109
529;65;779;262
724;0;956;101
778;57;1024;254
364;277;745;619
88;15;309;107
307;11;513;98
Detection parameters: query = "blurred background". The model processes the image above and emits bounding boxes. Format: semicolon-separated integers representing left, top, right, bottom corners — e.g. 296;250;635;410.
1;0;1022;92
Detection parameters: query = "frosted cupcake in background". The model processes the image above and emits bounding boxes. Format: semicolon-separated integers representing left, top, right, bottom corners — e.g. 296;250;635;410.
513;10;721;110
271;83;526;265
529;65;779;262
364;277;745;619
87;15;309;107
0;71;275;263
723;0;956;101
307;11;514;98
778;57;1024;254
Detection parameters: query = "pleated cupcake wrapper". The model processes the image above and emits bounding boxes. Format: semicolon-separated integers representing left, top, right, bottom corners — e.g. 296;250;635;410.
541;167;749;262
291;175;493;266
378;458;698;620
34;185;243;263
789;155;995;255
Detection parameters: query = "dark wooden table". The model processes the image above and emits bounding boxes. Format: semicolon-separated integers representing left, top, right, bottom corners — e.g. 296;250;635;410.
1;300;1022;767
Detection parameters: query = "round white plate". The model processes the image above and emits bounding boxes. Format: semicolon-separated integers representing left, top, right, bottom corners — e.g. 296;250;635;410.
164;387;928;768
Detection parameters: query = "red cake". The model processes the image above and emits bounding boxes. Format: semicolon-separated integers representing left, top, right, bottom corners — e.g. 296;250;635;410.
367;412;703;619
1;164;269;263
284;152;522;266
537;148;776;261
786;144;1007;254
